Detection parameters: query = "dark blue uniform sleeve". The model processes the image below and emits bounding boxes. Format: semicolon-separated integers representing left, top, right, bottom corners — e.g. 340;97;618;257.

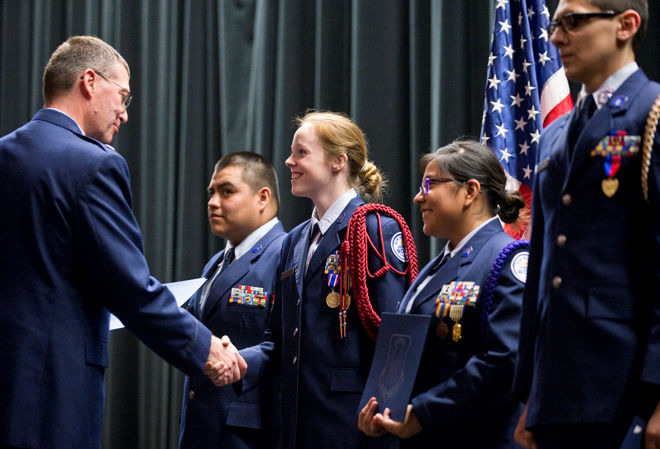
239;231;291;392
76;152;211;376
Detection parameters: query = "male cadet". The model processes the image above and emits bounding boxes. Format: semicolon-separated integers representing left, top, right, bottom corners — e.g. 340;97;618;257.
179;152;285;449
513;1;660;449
0;36;244;449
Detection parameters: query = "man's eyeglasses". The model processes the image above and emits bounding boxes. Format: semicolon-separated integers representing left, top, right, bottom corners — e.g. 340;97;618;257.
547;10;620;36
418;177;464;195
95;70;133;109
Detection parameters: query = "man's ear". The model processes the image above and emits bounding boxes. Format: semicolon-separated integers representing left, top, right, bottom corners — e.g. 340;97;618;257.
79;68;97;99
257;187;271;211
617;9;641;44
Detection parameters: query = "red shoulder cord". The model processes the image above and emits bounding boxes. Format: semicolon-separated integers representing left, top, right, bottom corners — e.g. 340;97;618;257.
339;204;418;341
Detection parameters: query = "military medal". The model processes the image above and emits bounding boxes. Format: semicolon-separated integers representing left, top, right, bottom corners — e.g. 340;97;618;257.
434;281;480;342
338;248;352;339
326;290;340;308
452;323;462;342
591;131;640;198
601;153;621;197
435;321;449;339
324;251;341;309
449;304;463;342
601;177;619;197
343;293;351;309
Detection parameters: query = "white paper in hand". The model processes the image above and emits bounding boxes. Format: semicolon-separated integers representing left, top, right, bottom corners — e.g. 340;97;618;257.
109;277;207;331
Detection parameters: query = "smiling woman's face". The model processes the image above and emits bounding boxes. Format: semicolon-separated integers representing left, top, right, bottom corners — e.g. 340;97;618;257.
285;122;334;201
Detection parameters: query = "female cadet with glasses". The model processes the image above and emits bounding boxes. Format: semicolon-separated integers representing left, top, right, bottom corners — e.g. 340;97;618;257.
358;140;529;449
238;111;413;449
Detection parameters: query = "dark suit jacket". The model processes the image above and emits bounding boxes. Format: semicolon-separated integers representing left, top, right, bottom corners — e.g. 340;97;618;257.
241;196;410;449
513;69;660;427
0;109;212;449
179;223;285;449
397;219;526;449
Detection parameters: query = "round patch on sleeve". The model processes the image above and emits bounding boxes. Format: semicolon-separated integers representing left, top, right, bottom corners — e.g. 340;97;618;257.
510;251;529;283
390;232;408;262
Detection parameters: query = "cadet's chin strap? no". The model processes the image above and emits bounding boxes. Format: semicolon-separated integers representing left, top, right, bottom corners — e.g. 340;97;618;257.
340;204;418;341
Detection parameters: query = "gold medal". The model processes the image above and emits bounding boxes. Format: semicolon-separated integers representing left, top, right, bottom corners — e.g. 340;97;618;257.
436;321;449;339
602;177;619;197
342;293;351;309
600;178;619;198
452;323;462;342
326;291;340;308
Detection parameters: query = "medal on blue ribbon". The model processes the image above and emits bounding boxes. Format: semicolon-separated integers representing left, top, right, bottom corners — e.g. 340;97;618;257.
325;250;341;308
602;150;621;198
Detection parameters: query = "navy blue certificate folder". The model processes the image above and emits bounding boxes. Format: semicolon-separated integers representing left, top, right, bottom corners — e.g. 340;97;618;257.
358;312;432;422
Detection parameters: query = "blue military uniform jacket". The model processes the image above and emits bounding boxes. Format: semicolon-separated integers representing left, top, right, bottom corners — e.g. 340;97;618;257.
397;219;527;449
241;195;410;449
0;109;212;449
514;69;660;427
179;223;285;449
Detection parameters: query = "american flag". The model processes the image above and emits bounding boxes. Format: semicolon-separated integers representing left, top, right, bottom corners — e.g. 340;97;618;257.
480;0;573;238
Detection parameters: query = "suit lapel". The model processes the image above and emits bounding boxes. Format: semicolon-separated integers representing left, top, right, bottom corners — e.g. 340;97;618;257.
201;224;284;321
409;254;464;314
408;220;502;314
292;222;312;301
397;260;435;313
303;197;361;282
188;253;223;318
566;107;613;185
201;251;246;321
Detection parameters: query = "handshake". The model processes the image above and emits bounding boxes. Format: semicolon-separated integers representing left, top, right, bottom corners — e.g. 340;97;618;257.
204;335;247;386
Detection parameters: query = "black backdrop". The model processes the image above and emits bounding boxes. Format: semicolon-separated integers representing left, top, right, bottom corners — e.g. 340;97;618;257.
1;1;658;447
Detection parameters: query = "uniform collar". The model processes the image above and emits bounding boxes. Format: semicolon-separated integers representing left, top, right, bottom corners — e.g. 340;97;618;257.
225;217;279;260
441;216;499;259
310;188;357;236
44;107;86;135
579;61;638;110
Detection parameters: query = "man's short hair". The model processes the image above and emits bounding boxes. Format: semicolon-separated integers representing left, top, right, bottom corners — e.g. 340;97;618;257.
589;0;648;50
43;35;129;104
214;152;280;213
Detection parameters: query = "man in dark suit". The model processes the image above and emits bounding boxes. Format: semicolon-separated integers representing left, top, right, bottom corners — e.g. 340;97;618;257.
512;1;660;449
178;152;285;449
0;36;245;449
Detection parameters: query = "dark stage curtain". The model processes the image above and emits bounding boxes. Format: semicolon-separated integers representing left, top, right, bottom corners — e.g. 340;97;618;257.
1;1;658;447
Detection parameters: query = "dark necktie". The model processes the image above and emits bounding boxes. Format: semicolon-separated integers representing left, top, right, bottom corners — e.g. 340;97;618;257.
568;94;596;156
310;223;321;244
429;252;451;275
305;224;322;273
218;247;235;275
198;247;235;314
